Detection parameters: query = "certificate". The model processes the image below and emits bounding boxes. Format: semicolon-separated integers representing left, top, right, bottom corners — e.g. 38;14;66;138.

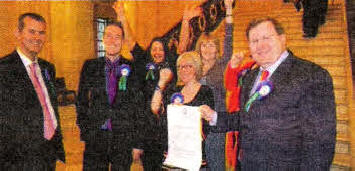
163;104;202;171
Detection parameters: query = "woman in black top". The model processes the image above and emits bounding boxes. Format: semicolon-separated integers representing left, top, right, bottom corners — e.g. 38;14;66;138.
151;51;216;169
113;3;201;170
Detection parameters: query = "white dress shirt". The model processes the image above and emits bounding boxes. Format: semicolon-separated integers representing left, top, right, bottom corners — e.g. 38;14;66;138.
17;48;58;129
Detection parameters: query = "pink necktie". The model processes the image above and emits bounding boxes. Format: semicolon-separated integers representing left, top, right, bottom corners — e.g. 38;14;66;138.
29;63;55;140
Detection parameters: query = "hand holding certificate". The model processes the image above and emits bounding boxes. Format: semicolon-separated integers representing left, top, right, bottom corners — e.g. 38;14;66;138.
164;104;203;171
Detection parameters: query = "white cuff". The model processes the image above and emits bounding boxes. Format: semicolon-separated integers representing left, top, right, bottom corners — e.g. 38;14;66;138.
209;111;218;126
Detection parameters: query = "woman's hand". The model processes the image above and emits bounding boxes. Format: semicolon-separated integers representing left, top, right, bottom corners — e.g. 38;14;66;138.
158;68;173;90
183;5;202;21
224;0;234;10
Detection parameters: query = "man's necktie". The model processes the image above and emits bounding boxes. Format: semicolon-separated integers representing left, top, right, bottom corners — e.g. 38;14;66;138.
245;70;270;112
259;70;269;82
107;62;118;105
29;63;56;140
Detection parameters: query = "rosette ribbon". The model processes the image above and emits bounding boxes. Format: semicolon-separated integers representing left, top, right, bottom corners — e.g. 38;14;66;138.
170;92;184;105
44;69;56;95
101;119;112;131
244;80;273;112
145;63;156;80
237;68;250;86
118;64;131;91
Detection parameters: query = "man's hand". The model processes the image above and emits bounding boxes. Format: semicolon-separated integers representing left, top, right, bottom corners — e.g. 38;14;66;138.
113;1;124;17
132;148;143;163
230;51;246;68
199;105;216;122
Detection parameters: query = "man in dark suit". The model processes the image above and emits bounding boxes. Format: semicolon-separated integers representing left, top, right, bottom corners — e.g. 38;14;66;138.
0;13;65;170
76;21;146;170
207;17;336;170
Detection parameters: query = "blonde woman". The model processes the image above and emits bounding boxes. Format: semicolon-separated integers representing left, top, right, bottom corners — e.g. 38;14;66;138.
151;51;216;168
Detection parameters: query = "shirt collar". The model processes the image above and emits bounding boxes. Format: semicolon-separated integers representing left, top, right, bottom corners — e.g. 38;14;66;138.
17;47;38;67
260;50;289;75
105;56;120;66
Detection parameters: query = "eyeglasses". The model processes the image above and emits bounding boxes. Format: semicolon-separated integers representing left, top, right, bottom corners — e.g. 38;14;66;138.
177;64;194;70
201;43;216;48
249;34;276;45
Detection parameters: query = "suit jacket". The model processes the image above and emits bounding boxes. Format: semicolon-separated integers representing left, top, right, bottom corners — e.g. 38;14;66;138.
221;51;336;170
76;57;145;157
0;51;65;167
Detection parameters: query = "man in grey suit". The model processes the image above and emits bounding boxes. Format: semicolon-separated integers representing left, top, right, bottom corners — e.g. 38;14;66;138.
204;17;336;170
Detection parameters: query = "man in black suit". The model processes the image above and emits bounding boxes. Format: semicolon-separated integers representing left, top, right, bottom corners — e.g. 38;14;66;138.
76;21;146;170
0;13;65;170
206;17;336;170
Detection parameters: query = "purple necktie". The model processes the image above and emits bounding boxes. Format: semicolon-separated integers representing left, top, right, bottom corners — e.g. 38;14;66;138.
108;65;117;105
106;59;119;105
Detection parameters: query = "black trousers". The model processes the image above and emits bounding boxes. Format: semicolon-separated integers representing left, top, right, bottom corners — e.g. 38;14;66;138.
2;158;56;171
83;132;132;171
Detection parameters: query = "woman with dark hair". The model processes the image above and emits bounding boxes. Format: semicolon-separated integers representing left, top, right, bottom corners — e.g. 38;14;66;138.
112;2;200;170
132;37;176;91
131;37;175;170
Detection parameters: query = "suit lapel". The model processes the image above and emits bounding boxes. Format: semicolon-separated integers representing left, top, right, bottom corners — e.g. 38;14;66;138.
97;57;110;103
269;53;294;93
11;52;32;82
241;52;295;112
38;60;57;100
10;52;38;96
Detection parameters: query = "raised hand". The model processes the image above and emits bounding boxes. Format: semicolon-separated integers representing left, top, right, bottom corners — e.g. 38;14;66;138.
158;68;173;90
113;1;124;18
183;5;202;21
224;0;234;10
132;148;143;163
230;51;247;68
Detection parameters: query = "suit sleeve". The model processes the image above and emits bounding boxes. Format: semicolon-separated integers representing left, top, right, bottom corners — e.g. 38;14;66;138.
131;89;147;149
48;63;66;162
222;23;233;63
76;60;91;141
0;64;11;162
300;68;336;170
131;43;147;89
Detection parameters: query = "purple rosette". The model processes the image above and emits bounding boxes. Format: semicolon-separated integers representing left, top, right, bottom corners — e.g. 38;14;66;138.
255;80;273;100
170;92;184;104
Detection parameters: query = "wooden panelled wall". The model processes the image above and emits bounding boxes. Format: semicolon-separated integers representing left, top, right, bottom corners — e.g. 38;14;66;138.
0;0;353;170
0;1;94;91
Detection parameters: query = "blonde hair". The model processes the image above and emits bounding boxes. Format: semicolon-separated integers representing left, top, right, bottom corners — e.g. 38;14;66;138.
195;32;220;59
176;51;202;85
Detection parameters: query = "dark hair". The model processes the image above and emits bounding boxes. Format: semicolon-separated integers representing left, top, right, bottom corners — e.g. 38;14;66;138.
147;37;171;64
246;17;285;40
18;13;46;32
105;21;125;39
